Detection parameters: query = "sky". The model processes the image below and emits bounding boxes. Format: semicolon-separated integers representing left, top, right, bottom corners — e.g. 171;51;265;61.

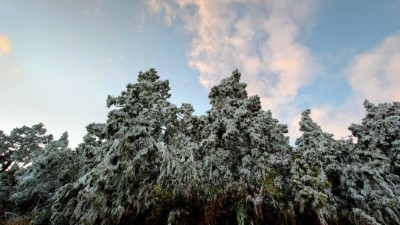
0;0;399;147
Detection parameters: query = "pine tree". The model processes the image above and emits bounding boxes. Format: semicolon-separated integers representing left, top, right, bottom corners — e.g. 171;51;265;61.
0;123;53;173
349;101;400;175
50;69;181;225
2;68;398;225
290;109;338;225
0;123;53;221
10;132;78;224
161;70;292;225
76;122;108;175
341;101;400;225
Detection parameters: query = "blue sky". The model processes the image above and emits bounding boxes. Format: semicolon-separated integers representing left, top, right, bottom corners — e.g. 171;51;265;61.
0;0;399;146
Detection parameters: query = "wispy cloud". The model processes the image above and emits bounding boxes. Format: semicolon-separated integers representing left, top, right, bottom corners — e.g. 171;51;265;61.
0;34;12;56
147;0;177;26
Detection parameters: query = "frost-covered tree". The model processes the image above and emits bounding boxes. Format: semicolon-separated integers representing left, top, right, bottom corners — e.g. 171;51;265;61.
338;142;400;225
212;71;291;225
291;102;400;225
157;103;203;194
9;132;79;224
0;123;53;173
155;102;205;224
50;69;181;225
339;101;400;225
202;70;290;188
0;161;18;210
2;68;398;225
0;123;53;222
48;69;293;225
157;70;292;225
349;101;400;175
76;123;109;175
291;109;340;225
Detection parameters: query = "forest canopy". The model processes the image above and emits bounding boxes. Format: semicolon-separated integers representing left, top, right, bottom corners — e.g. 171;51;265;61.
1;69;399;225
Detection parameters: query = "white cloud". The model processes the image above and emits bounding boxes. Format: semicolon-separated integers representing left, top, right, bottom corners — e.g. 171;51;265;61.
147;0;177;26
309;98;364;139
145;0;319;112
146;0;319;143
285;100;363;144
308;33;400;140
348;33;400;103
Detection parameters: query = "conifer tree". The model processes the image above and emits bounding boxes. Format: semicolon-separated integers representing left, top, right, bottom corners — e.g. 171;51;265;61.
50;69;181;225
159;70;292;224
0;123;53;219
10;132;78;224
0;123;53;173
342;101;400;225
1;68;398;225
291;109;338;225
349;101;400;175
76;123;108;175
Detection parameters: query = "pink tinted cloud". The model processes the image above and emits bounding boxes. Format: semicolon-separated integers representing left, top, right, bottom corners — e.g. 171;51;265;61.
146;0;319;113
309;99;363;140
